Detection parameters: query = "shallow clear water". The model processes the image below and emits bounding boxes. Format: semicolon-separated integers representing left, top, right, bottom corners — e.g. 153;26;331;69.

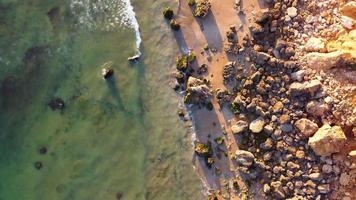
0;0;202;199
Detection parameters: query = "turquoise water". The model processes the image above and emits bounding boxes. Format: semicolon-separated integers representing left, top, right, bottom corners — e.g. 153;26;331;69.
0;0;202;199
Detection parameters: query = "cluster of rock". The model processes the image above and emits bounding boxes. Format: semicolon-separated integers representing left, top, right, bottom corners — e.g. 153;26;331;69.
173;51;213;108
224;25;241;54
162;7;181;31
214;1;354;199
192;0;211;18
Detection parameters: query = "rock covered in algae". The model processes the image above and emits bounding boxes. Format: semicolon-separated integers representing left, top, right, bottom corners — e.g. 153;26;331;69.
170;19;181;30
184;76;212;105
162;7;174;19
194;0;211;18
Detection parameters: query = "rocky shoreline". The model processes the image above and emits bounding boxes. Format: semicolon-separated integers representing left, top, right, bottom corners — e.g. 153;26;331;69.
166;0;355;199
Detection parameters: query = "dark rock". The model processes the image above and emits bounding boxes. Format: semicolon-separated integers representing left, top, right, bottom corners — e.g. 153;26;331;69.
39;147;47;155
223;62;236;83
127;55;140;62
116;192;123;200
250;23;264;36
163;7;174;19
34;161;43;170
170;19;181;30
102;67;114;79
194;0;211;18
255;10;270;25
48;98;65;111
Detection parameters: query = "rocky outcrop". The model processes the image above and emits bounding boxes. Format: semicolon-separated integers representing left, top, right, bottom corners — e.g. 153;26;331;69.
308;124;347;156
294;118;318;138
184;77;212;105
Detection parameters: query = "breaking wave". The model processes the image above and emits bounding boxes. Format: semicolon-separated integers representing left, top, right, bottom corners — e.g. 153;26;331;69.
70;0;142;56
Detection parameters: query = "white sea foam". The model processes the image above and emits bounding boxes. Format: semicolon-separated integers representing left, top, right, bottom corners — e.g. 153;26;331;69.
70;0;142;56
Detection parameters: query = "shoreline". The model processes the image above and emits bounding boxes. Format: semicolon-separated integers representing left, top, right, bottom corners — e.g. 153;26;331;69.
170;0;356;199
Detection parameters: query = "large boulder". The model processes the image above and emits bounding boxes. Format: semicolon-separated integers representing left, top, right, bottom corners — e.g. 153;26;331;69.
294;118;318;138
185;77;212;105
308;124;347;156
236;150;255;167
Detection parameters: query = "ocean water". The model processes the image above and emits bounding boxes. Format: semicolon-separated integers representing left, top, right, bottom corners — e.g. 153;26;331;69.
0;0;202;199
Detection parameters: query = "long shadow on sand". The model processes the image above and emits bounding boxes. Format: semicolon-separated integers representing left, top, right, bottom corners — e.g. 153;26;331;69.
190;106;234;191
105;77;127;113
196;11;223;51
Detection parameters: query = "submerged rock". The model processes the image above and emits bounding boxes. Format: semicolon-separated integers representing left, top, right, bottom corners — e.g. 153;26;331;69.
102;67;114;79
39;147;48;155
127;55;140;62
308;124;347;156
34;161;43;170
116;192;123;200
48;98;65;111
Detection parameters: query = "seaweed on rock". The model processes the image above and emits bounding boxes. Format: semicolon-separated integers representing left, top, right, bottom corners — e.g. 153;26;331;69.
194;0;211;18
162;7;174;19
